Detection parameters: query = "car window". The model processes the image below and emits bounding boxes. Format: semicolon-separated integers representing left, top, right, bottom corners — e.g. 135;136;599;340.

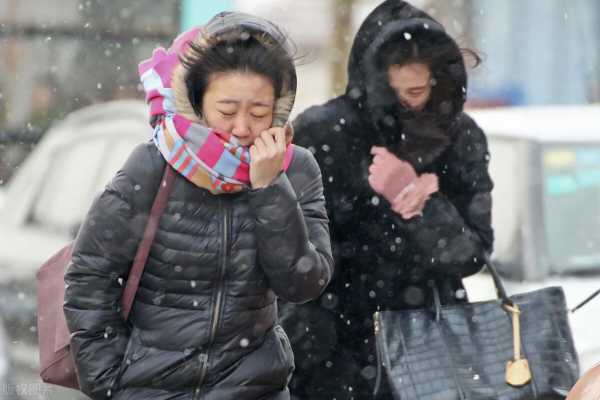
543;144;600;272
27;137;110;235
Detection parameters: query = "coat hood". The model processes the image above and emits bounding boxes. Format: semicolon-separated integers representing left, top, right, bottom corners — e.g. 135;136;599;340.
345;1;468;164
171;12;297;128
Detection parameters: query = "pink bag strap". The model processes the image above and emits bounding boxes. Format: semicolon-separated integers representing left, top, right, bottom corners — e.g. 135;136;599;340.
121;164;176;319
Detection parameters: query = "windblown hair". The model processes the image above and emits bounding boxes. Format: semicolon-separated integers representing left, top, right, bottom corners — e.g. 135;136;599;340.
181;32;292;118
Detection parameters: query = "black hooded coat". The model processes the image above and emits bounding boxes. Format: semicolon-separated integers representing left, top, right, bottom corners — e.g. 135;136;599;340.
280;1;494;399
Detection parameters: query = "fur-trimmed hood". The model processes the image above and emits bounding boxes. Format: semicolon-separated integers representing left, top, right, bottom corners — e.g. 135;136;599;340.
171;12;297;128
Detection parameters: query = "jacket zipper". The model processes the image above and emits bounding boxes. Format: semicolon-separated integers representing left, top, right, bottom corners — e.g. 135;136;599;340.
193;199;230;399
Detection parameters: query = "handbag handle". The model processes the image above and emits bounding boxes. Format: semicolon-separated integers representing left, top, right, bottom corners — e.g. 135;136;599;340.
121;164;176;319
430;253;513;321
482;253;511;305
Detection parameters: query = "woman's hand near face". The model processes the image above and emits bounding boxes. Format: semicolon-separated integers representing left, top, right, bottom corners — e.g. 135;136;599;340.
250;127;287;189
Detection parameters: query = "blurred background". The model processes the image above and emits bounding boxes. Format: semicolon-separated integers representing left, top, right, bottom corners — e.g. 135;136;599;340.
1;0;599;183
0;1;599;398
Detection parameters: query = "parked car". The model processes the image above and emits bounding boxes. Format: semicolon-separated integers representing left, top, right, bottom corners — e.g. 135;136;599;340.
0;100;150;398
463;104;600;372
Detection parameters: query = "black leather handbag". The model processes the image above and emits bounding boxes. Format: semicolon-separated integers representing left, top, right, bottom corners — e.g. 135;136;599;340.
373;256;579;400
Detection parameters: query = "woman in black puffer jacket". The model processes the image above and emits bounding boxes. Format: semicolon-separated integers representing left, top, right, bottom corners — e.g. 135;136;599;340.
63;12;333;400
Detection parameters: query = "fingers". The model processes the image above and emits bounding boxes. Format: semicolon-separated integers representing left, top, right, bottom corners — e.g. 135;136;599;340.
257;131;277;159
370;146;388;156
392;198;415;217
395;203;421;219
372;152;394;165
402;200;421;215
391;201;403;214
402;210;423;220
396;201;414;216
368;174;379;192
372;154;384;165
388;175;436;219
275;127;286;151
258;128;287;154
398;182;416;197
260;130;276;147
249;127;288;189
393;187;425;219
370;147;405;166
253;135;267;158
420;173;439;193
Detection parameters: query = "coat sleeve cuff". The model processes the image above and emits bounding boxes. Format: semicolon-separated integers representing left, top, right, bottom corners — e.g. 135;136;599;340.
248;172;299;230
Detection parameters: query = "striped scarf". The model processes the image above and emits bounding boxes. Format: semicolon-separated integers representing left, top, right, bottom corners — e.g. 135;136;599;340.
138;28;293;194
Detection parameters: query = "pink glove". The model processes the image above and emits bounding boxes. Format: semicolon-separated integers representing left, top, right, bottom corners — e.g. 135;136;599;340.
368;146;417;203
391;173;439;219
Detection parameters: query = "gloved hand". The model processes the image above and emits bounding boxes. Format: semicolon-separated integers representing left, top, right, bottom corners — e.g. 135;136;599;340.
368;146;417;203
391;173;439;219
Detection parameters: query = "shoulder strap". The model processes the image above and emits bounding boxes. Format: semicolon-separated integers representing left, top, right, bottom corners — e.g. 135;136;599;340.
482;253;510;303
121;164;176;319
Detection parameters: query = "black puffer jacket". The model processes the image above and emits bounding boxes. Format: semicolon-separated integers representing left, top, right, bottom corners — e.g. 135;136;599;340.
280;1;493;399
64;142;332;400
64;13;333;400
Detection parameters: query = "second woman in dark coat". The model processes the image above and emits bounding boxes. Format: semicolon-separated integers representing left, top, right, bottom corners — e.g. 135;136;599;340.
281;1;494;399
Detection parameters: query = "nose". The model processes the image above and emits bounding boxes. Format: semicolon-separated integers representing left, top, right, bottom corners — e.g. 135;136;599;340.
231;115;251;139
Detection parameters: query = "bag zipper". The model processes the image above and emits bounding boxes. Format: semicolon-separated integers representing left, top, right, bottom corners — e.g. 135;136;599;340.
192;199;230;399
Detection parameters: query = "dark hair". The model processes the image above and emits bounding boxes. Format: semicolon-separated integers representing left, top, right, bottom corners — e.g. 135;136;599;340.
182;33;291;117
376;33;481;118
380;37;482;71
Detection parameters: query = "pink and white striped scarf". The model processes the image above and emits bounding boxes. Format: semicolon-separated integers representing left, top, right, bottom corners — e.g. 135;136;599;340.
138;28;293;194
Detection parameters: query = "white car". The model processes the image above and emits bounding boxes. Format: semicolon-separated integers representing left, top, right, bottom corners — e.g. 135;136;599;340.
0;100;151;398
464;104;600;373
